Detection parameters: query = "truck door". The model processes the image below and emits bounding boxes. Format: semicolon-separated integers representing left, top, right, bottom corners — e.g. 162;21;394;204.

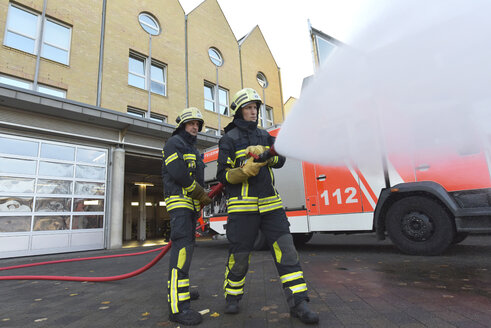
415;149;491;191
310;163;364;214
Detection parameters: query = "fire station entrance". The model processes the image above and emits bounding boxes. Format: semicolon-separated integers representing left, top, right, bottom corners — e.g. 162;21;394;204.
123;153;169;242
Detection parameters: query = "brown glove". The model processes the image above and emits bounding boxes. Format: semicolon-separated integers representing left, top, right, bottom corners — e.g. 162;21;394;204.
242;157;267;177
188;183;212;206
245;145;267;157
226;167;249;184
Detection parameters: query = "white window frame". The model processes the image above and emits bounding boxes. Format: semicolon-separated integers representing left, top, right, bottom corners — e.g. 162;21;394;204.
128;52;167;96
258;105;274;128
203;82;229;116
204;127;219;136
4;3;72;65
0;74;66;98
127;106;167;123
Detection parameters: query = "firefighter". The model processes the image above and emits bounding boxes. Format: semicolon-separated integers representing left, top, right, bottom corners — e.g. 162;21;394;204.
216;88;319;324
162;107;212;326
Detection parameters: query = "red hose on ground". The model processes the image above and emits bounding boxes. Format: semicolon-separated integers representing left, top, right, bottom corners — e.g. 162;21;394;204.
0;245;166;272
0;183;224;282
0;242;171;282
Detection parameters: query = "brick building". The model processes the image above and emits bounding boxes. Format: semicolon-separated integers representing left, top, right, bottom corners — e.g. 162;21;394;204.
0;0;284;258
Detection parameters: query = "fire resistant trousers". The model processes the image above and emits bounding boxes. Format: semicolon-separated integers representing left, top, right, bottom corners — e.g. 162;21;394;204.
167;208;198;314
223;208;309;308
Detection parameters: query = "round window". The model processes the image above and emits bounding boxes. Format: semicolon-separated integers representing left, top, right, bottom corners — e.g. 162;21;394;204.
256;72;268;88
208;47;223;67
138;13;161;35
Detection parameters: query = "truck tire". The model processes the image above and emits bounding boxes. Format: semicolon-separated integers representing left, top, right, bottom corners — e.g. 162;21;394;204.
386;196;455;255
253;230;268;251
292;233;313;246
452;232;469;244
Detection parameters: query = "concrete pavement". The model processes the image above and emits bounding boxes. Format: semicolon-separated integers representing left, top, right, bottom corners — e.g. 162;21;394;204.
1;233;490;327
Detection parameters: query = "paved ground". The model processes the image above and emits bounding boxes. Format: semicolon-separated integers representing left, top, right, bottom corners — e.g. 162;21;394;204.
1;233;491;327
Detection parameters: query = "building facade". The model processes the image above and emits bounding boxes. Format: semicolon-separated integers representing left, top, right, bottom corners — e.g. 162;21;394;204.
0;0;284;258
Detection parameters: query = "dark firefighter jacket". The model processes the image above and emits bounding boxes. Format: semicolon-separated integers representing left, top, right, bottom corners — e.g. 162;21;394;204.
162;129;205;212
217;119;286;214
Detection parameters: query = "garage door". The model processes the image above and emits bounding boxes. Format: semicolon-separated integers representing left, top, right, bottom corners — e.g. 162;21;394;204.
0;134;108;258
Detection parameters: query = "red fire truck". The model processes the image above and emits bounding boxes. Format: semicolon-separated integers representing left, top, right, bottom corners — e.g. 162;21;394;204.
202;127;491;255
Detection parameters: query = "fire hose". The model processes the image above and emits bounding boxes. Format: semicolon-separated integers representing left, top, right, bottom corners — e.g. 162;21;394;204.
0;183;224;282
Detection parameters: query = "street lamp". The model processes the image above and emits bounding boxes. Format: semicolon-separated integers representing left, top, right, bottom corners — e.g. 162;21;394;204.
138;13;161;118
208;47;224;136
256;72;268;127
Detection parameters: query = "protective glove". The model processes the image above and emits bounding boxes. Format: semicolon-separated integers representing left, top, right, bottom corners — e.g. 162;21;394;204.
245;145;266;157
226;157;268;184
242;157;267;176
188;183;212;206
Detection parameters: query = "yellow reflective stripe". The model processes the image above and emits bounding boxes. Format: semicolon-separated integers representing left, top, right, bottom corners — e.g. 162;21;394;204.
228;205;259;213
273;241;282;263
259;201;283;213
183;153;196;161
228;197;258;203
184;180;196;193
178;279;189;287
178;292;190;301
165;196;195;211
227;157;234;166
289;283;308;294
228;254;235;269
241;180;249;197
280;271;304;284
170;268;179;313
223;267;230;292
225;288;243;296
165;152;179;165
167;279;190;288
235;149;246;157
227;277;246;287
177;247;186;270
270;156;279;165
258;195;280;204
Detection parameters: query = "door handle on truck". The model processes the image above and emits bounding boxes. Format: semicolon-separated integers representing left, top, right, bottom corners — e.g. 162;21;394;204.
416;164;430;171
316;175;326;181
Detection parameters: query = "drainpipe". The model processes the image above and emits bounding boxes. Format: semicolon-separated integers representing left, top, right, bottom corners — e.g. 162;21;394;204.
33;0;48;89
96;0;107;107
185;15;189;107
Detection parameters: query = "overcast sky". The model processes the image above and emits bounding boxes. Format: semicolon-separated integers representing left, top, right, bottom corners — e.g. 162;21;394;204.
179;0;379;102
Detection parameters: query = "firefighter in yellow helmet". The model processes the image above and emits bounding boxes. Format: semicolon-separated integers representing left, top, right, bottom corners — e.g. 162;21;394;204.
162;107;211;325
217;88;319;324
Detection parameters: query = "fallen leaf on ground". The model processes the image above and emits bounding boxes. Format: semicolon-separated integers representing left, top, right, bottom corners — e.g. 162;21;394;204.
210;312;220;317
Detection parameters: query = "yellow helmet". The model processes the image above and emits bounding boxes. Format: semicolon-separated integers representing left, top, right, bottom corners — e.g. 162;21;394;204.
230;88;262;116
175;107;204;131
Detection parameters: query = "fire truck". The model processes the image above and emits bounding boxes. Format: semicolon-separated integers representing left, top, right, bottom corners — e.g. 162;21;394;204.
202;127;491;256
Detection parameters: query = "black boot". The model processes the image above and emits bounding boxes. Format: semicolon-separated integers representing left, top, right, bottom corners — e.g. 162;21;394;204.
290;300;319;324
224;299;239;314
169;309;203;326
190;289;200;301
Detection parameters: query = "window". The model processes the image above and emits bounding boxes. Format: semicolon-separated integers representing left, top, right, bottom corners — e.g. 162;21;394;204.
4;4;72;65
128;52;167;96
315;35;337;66
203;83;229;115
127;107;167;123
0;74;66;98
204;127;218;136
259;105;274;128
138;13;160;35
256;72;268;88
208;47;223;67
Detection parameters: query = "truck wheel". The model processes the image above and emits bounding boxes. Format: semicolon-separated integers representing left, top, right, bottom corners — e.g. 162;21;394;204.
452;232;469;244
253;230;268;251
292;233;313;246
386;196;455;255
